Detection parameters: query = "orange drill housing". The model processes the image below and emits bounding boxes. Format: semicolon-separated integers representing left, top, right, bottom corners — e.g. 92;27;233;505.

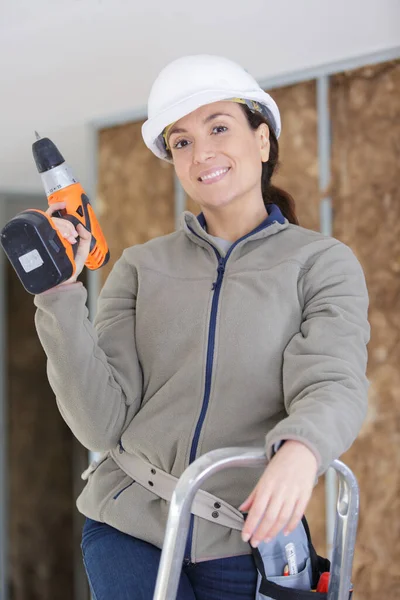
48;183;110;271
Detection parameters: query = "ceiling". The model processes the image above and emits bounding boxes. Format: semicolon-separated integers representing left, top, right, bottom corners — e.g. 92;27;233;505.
0;0;399;195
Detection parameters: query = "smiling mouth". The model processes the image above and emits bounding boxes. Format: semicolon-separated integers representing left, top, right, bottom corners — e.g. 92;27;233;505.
198;167;230;183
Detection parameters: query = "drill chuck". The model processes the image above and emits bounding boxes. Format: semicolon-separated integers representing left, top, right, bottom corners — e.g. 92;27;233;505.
33;133;78;197
32;134;65;173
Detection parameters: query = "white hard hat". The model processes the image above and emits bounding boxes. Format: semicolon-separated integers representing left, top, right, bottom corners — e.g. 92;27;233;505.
142;54;281;162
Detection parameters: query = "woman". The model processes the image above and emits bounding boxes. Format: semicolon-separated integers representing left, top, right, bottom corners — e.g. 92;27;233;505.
34;55;370;599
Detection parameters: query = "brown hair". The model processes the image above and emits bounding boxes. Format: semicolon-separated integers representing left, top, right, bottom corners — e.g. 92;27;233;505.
240;104;299;225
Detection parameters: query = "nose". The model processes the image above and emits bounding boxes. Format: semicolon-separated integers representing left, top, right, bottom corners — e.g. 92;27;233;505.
192;138;216;164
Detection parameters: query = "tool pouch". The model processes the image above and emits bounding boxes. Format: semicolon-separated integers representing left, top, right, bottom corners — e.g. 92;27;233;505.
251;517;353;600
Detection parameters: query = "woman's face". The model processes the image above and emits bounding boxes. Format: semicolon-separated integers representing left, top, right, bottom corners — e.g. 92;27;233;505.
167;101;270;212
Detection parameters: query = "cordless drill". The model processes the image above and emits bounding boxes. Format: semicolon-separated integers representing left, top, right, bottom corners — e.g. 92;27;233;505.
0;134;110;294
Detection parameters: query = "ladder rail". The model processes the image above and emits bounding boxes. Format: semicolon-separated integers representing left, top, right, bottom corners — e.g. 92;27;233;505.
153;447;359;600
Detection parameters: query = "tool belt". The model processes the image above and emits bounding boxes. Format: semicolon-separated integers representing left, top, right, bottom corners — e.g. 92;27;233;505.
82;448;353;600
251;516;353;599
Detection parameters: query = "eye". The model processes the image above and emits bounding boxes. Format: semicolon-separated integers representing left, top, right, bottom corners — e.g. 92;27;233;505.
172;125;227;150
212;125;228;135
173;138;191;150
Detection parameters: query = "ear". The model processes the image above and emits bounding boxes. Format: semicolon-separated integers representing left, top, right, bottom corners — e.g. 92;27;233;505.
258;123;270;163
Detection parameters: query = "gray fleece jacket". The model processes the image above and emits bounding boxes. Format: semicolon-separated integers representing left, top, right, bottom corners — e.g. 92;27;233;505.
34;204;370;562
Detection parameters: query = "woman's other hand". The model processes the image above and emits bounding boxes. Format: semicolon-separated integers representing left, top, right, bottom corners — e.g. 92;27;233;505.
45;201;92;284
239;440;318;547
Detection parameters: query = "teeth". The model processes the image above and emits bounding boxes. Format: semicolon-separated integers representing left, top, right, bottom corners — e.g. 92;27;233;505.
200;168;229;181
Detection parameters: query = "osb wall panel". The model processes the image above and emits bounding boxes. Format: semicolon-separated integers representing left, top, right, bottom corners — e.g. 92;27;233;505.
97;122;175;281
7;265;74;599
269;80;320;231
330;60;400;599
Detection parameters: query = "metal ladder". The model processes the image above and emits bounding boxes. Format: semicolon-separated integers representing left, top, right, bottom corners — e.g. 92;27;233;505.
153;447;359;600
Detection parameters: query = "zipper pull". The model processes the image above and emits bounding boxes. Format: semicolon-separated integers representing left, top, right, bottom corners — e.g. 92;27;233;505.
212;257;225;290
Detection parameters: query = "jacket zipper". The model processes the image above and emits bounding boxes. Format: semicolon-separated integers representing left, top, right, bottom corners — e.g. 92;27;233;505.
184;236;230;560
189;253;225;465
184;213;282;560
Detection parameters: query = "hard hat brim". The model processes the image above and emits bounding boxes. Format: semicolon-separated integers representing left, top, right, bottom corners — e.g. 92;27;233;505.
142;88;281;162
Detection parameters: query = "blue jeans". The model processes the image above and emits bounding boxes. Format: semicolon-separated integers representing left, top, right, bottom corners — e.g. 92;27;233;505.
82;518;257;600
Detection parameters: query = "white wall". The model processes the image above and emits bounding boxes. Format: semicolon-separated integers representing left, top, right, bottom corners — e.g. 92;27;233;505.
0;0;399;195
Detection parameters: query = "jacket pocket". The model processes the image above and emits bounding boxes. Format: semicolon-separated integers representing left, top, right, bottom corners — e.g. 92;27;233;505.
113;480;136;500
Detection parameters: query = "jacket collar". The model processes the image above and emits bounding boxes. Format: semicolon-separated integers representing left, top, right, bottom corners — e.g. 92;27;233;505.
181;204;289;252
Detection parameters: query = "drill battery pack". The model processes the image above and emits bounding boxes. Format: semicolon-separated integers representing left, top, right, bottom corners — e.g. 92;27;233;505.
1;209;78;295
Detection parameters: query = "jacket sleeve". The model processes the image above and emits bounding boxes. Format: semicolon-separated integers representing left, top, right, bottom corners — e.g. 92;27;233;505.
34;250;143;452
265;242;370;475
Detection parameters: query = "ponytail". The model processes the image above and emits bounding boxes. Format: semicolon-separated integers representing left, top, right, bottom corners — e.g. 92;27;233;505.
241;105;299;225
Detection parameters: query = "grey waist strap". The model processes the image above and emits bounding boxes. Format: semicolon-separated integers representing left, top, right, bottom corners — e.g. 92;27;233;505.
109;448;244;532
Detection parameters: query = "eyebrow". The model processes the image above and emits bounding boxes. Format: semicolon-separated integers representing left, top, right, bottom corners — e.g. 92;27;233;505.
168;112;235;138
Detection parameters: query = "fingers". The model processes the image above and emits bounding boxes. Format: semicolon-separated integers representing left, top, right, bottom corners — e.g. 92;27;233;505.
283;497;309;536
253;500;296;546
42;207;92;285
64;229;79;245
76;223;91;241
243;493;308;548
57;224;92;285
46;203;79;244
74;224;92;264
45;201;67;216
243;493;282;546
241;490;272;543
51;217;79;245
